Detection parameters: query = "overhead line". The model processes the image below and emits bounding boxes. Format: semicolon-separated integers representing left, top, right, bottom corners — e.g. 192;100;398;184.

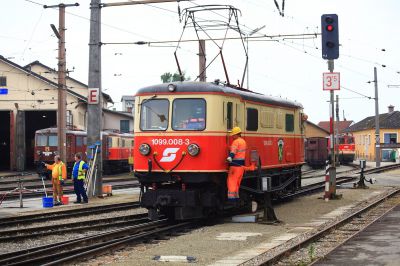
102;33;319;45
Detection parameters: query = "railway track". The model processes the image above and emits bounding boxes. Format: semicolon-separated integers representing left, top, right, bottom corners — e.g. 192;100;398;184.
0;180;139;201
0;219;194;266
0;201;140;227
302;163;360;179
0;213;149;242
258;188;400;266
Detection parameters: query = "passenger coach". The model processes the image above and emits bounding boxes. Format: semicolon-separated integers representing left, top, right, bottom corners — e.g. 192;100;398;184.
134;82;306;220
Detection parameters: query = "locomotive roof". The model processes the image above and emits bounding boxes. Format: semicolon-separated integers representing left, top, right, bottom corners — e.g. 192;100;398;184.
35;128;134;137
136;82;303;109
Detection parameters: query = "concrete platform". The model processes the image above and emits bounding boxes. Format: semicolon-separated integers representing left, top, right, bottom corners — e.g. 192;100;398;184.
315;204;400;266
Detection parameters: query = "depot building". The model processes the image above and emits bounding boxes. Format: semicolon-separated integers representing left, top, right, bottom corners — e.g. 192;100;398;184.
0;56;133;171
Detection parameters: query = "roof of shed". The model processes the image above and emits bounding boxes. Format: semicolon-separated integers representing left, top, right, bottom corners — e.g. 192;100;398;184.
346;111;400;132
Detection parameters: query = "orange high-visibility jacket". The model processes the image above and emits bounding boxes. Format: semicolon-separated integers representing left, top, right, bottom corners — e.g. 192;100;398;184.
230;137;247;161
47;162;67;180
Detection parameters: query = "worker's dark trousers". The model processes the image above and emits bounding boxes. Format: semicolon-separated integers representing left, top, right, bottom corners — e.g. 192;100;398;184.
73;179;88;203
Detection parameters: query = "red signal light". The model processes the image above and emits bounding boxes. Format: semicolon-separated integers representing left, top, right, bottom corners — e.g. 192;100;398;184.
326;25;334;31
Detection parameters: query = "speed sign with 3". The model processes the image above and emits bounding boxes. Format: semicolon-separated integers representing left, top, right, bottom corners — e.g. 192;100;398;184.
323;72;340;90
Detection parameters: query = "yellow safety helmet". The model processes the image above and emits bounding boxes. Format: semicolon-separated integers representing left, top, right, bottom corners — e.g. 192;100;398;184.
229;126;242;136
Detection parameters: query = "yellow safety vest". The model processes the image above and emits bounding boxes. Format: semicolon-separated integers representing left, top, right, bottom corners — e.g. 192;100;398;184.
58;162;64;180
73;161;86;180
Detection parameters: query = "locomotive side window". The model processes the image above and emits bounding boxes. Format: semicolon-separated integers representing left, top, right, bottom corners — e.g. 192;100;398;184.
276;112;283;129
172;99;206;131
227;102;233;130
36;135;47;146
246;108;258;131
140;99;169;131
48;135;58;146
261;110;274;128
285;114;294;132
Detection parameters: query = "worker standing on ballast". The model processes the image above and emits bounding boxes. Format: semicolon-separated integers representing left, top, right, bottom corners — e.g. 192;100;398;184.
226;126;247;200
72;153;89;204
44;155;67;206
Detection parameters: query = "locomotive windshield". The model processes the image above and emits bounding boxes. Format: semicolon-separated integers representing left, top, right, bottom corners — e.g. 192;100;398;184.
140;99;169;131
36;135;47;146
172;98;206;131
48;135;58;146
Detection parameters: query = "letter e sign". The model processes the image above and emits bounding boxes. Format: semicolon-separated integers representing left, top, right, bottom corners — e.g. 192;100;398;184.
88;88;99;104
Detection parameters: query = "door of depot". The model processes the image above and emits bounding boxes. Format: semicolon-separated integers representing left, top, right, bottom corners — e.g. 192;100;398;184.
25;111;56;169
0;111;11;170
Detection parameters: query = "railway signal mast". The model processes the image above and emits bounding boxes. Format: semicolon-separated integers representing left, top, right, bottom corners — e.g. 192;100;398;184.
321;14;341;200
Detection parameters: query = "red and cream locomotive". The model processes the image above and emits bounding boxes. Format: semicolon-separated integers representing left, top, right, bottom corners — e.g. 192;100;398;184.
134;82;306;220
34;128;134;176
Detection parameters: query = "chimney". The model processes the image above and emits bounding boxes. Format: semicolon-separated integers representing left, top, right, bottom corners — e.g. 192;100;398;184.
388;105;394;113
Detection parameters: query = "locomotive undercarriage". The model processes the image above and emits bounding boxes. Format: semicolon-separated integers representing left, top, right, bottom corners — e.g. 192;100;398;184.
138;165;302;220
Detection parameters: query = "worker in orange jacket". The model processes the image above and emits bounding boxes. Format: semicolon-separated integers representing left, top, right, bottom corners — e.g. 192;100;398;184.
226;126;249;200
45;155;67;206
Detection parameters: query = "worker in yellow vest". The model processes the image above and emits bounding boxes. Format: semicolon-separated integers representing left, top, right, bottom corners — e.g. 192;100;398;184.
72;153;89;204
45;155;67;206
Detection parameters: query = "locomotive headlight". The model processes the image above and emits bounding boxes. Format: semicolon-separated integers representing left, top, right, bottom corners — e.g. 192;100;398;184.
167;84;176;92
187;143;200;156
139;143;151;156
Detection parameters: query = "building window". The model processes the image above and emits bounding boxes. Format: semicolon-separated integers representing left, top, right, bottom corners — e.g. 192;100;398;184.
384;133;397;144
66;110;73;128
246;108;258;131
285;114;294;132
120;120;130;133
0;76;6;87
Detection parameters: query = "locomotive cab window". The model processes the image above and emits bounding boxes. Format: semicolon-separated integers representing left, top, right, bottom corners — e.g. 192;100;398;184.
172;99;206;131
285;114;294;132
140;99;169;131
246;108;258;131
36;135;47;146
48;135;58;146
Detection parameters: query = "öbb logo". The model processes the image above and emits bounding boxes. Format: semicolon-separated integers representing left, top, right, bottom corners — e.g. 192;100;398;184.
160;148;180;162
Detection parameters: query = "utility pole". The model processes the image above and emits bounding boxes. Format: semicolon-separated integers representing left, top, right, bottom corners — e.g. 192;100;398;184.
198;40;206;82
374;66;381;167
44;3;79;163
88;0;186;197
87;0;103;197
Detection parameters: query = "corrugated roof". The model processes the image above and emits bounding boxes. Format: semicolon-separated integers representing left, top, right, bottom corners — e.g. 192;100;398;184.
318;120;354;133
346;111;400;132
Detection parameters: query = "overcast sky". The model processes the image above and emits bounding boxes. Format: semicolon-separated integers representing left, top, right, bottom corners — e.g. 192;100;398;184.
1;0;399;124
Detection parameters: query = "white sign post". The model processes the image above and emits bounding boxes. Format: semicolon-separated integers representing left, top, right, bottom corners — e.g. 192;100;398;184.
323;72;340;91
88;88;99;104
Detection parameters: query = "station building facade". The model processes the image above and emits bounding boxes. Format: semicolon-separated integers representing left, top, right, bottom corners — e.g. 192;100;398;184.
346;105;400;162
0;56;133;171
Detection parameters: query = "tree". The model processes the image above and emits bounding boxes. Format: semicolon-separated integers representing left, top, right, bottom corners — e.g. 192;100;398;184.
160;71;190;83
